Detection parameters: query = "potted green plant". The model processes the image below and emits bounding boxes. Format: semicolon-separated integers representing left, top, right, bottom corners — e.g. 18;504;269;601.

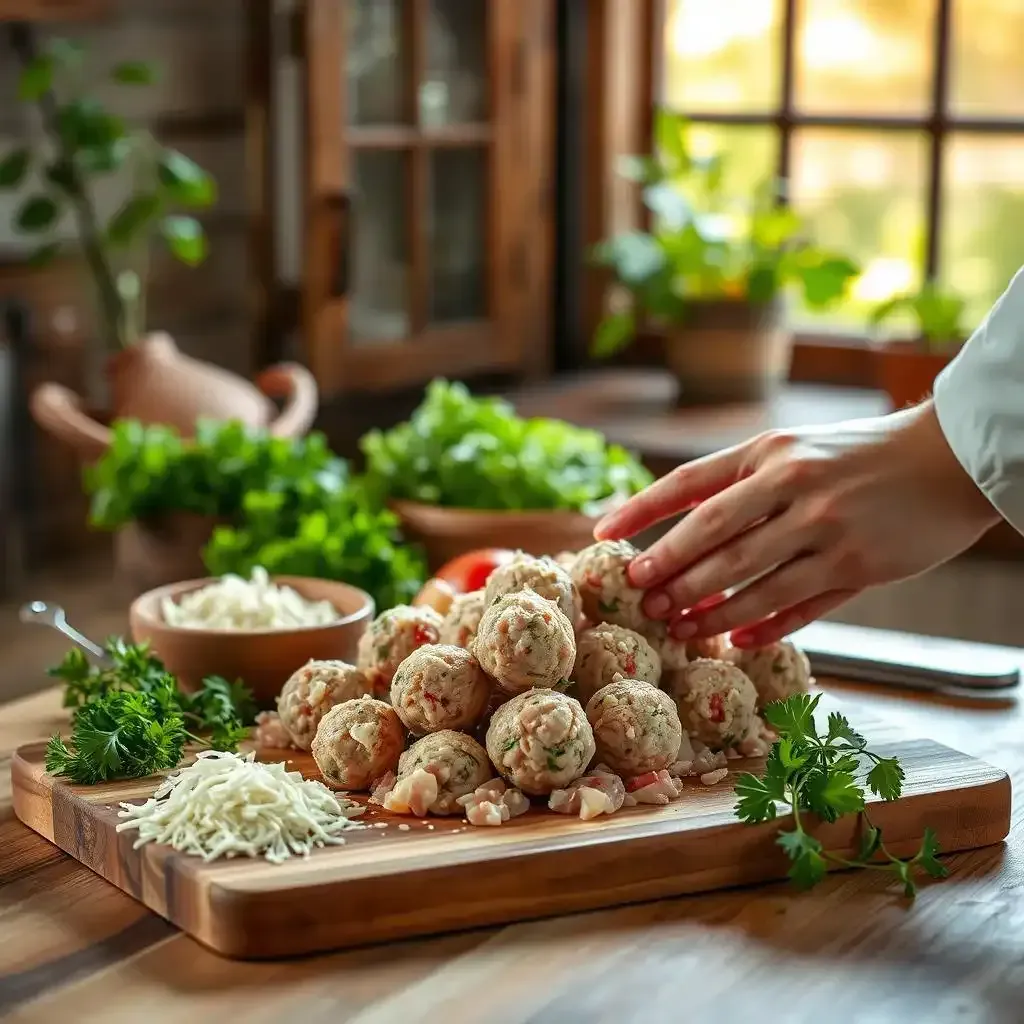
870;282;969;410
0;34;317;463
360;379;653;570
591;109;860;405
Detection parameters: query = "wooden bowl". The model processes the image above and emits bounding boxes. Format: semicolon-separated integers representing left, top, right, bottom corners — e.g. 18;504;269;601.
129;576;375;707
392;499;600;573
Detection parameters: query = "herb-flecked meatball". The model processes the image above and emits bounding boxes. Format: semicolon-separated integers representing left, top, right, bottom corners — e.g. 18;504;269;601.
390;643;492;735
573;623;661;704
395;729;493;815
584;679;682;777
570;540;648;632
473;589;576;695
726;641;813;709
484;552;582;625
356;604;442;699
437;589;487;649
664;658;758;750
311;695;406;790
485;688;595;796
276;659;373;750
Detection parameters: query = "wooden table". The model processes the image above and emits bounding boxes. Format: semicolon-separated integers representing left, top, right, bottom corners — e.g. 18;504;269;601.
0;680;1020;1023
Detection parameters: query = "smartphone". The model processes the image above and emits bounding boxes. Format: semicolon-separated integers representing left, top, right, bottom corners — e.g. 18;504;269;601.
791;620;1021;692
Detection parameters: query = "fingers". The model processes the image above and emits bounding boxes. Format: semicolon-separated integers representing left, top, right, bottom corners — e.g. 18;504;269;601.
730;589;860;648
594;444;748;541
642;512;806;619
664;554;836;639
627;475;783;592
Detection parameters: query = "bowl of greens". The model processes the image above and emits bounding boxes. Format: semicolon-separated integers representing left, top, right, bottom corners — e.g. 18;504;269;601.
360;379;653;569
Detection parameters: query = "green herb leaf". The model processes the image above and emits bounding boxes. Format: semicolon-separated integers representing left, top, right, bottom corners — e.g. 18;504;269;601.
591;311;635;359
857;824;882;862
19;55;54;101
892;858;917;898
777;830;827;889
160;215;206;266
157;149;217;207
44;158;77;193
733;771;779;824
0;148;30;189
867;757;905;801
914;827;948;879
826;711;866;748
107;193;162;246
804;769;865;823
15;195;59;232
28;242;61;268
57;99;124;152
112;60;157;85
49;38;85;67
762;692;820;742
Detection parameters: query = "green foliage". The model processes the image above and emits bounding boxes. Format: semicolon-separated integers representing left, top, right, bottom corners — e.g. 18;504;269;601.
85;418;426;611
734;693;948;897
45;639;255;784
0;37;217;350
870;281;968;350
361;378;653;514
591;109;860;357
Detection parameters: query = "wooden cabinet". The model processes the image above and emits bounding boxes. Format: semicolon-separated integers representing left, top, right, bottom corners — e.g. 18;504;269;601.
0;0;108;19
301;0;554;395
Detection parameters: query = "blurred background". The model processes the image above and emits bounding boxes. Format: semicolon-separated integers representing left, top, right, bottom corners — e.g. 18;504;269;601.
0;0;1022;697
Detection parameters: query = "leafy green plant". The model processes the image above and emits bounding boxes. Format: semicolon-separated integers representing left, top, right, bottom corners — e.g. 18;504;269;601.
870;281;968;351
591;109;860;358
85;419;426;610
361;378;653;513
0;35;217;353
734;693;948;896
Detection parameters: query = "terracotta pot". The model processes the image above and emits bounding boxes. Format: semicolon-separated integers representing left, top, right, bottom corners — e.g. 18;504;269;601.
129;575;375;707
665;299;791;405
29;332;319;464
876;341;958;411
392;500;601;573
115;512;224;596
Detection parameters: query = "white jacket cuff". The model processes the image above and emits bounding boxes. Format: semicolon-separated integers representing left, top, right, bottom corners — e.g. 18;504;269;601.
933;266;1024;536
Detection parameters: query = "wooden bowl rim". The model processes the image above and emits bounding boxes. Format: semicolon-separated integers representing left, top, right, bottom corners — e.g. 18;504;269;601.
129;575;375;638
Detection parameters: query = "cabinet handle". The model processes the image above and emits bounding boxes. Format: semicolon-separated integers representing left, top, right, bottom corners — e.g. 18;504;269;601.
324;190;351;299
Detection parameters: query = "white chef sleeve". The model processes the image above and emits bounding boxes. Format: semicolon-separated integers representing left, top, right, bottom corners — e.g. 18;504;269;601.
933;266;1024;535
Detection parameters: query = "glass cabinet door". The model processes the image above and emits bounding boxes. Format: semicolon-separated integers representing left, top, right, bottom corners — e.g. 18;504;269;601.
303;0;553;394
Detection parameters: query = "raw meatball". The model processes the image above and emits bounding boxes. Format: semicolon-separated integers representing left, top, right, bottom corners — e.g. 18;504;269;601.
473;589;576;695
553;550;578;571
485;688;596;796
394;729;493;815
664;658;758;751
311;695;406;791
356;604;443;698
483;551;582;625
253;710;294;749
727;641;813;709
573;623;661;704
641;621;690;672
390;643;492;735
437;589;487;649
276;659;372;750
571;540;648;632
585;679;682;777
687;634;728;661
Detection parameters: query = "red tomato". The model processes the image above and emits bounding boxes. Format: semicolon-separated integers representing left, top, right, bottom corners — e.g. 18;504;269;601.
434;548;517;594
625;771;660;793
412;577;456;615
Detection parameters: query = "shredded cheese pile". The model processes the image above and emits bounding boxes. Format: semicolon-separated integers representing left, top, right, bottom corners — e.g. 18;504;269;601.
162;566;339;631
115;750;365;863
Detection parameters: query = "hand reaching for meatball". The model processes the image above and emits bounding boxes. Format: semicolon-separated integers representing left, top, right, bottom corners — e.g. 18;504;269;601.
594;401;999;648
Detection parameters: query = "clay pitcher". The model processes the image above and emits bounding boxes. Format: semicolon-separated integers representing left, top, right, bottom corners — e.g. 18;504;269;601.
30;331;319;463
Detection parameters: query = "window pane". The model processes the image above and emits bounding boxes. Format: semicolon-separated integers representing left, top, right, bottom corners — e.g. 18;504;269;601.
795;0;936;115
687;124;780;197
662;0;783;112
789;129;928;327
429;148;487;323
950;0;1024;117
350;151;410;344
347;0;409;126
941;135;1024;332
422;0;488;126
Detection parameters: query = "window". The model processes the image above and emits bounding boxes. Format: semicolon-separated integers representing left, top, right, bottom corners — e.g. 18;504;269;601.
658;0;1024;334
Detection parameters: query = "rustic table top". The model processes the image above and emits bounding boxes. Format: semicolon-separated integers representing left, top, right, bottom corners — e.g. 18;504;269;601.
0;679;1020;1024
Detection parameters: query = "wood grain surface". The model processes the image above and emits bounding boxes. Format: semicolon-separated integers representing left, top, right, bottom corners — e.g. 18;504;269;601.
1;680;1022;1023
7;692;1012;962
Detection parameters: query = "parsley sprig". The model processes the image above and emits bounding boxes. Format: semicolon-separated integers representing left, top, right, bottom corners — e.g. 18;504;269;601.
734;693;949;896
45;640;256;784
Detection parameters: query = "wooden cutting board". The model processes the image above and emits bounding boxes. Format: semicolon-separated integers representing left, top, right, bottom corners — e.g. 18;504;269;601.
10;694;1011;960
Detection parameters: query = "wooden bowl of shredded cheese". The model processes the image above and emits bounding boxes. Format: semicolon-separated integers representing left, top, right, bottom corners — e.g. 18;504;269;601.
129;570;374;707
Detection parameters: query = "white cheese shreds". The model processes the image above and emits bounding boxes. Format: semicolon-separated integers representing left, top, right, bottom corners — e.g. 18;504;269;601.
161;566;339;631
115;750;365;863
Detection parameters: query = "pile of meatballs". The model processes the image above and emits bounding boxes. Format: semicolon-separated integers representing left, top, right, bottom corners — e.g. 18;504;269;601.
256;541;813;826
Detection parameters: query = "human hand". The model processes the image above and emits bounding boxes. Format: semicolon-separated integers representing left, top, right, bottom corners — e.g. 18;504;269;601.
594;400;999;648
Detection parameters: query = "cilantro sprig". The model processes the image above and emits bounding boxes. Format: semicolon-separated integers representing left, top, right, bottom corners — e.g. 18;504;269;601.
734;693;949;896
45;640;256;784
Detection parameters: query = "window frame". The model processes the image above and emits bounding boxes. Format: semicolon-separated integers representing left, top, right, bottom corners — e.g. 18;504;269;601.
578;0;1024;385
